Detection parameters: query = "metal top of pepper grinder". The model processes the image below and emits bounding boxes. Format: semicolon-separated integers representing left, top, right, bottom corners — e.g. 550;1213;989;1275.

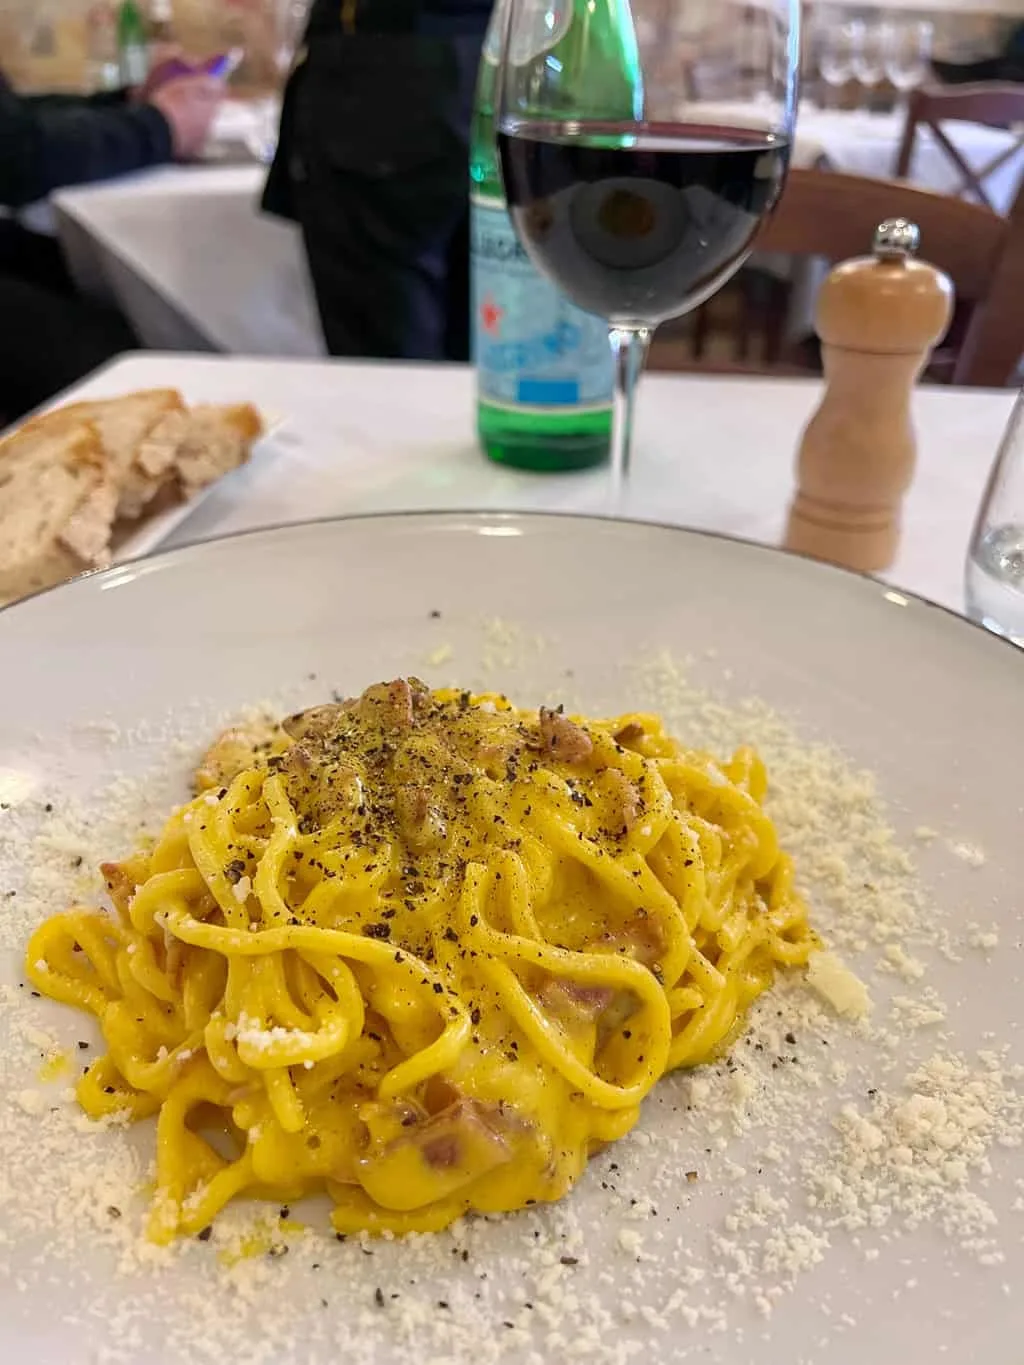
873;218;922;261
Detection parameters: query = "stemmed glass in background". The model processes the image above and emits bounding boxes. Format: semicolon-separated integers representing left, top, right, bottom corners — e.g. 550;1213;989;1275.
817;18;858;108
851;19;886;111
273;0;311;80
883;19;934;98
248;0;311;163
497;0;799;492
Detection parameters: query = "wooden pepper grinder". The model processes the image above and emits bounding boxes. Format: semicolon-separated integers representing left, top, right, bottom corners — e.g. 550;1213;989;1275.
785;219;954;573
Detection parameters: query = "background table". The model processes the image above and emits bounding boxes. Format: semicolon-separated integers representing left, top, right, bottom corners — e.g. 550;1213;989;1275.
57;352;1015;616
53;166;323;358
685;98;1024;209
795;103;1024;212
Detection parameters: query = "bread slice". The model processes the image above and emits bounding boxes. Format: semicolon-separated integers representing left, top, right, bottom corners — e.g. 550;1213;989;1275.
12;390;188;536
0;427;104;605
0;394;264;604
124;407;193;519
171;404;264;496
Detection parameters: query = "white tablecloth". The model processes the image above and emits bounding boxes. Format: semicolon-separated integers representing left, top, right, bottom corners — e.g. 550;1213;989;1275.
56;352;1016;616
795;103;1024;212
53;167;324;358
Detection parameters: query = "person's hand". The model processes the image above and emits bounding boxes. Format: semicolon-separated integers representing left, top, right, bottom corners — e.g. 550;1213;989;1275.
148;75;224;162
138;45;185;101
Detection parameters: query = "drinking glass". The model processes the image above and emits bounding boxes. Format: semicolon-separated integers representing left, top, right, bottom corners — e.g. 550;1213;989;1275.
497;0;799;492
247;0;310;163
274;0;310;80
851;19;885;110
883;20;934;95
965;387;1024;646
818;17;858;107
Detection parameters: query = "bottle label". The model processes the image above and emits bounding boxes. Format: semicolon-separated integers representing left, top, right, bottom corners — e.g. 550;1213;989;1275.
471;197;612;414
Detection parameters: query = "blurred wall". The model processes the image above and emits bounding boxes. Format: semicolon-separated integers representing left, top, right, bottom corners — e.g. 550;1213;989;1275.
1;0;1020;92
1;0;279;92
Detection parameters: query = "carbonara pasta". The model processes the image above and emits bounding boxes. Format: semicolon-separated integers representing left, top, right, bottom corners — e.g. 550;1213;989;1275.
26;680;816;1241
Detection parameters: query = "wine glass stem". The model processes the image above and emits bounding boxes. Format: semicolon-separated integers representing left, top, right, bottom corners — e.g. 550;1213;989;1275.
609;325;652;503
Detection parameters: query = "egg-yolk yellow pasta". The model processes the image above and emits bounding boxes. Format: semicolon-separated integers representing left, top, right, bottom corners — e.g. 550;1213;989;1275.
26;680;816;1241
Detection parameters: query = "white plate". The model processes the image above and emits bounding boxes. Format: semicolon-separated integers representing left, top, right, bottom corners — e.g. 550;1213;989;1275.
0;513;1021;1365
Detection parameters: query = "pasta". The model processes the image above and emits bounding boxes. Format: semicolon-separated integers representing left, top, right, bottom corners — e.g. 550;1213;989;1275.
26;680;816;1241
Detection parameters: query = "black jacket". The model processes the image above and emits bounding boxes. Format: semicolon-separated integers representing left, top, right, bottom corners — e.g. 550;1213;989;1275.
263;0;489;224
260;0;490;360
0;78;173;210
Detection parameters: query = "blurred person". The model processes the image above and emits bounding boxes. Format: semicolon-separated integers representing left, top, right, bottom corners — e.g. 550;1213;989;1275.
263;0;492;363
0;70;222;422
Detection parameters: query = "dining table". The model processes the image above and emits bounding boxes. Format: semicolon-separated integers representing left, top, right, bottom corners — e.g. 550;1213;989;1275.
55;350;1017;619
54;166;323;358
50;97;322;359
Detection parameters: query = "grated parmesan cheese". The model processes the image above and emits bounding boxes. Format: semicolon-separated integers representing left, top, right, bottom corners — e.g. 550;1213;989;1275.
880;942;926;983
967;922;1000;952
950;841;987;868
806;952;872;1020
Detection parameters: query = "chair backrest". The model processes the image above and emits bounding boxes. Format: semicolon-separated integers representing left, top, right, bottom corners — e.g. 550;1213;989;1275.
894;83;1024;211
757;167;1024;385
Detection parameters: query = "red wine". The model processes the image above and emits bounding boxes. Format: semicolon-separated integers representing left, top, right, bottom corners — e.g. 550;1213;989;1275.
497;121;790;326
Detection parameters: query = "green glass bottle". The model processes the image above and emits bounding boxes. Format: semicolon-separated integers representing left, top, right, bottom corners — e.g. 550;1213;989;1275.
117;0;149;87
470;0;641;472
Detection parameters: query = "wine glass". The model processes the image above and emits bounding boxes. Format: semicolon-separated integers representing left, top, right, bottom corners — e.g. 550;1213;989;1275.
496;0;798;492
851;19;886;111
884;20;934;96
274;0;311;81
817;17;858;108
247;0;310;163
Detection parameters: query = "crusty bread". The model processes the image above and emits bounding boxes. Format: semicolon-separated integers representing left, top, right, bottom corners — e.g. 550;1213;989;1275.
17;388;182;446
172;404;264;497
125;408;193;519
127;402;263;512
8;390;188;562
0;427;104;605
0;392;264;606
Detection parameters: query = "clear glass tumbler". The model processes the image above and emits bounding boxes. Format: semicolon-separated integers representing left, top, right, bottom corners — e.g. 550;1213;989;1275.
965;387;1024;646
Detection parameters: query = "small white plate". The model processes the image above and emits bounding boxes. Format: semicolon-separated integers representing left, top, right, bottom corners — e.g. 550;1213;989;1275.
0;513;1021;1365
111;479;230;563
110;420;280;563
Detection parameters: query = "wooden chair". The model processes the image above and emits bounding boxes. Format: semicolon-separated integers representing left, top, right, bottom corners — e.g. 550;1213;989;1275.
650;167;1024;387
894;83;1024;211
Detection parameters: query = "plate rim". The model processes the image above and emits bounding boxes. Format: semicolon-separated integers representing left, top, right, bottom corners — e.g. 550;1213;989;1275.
1;508;1015;667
